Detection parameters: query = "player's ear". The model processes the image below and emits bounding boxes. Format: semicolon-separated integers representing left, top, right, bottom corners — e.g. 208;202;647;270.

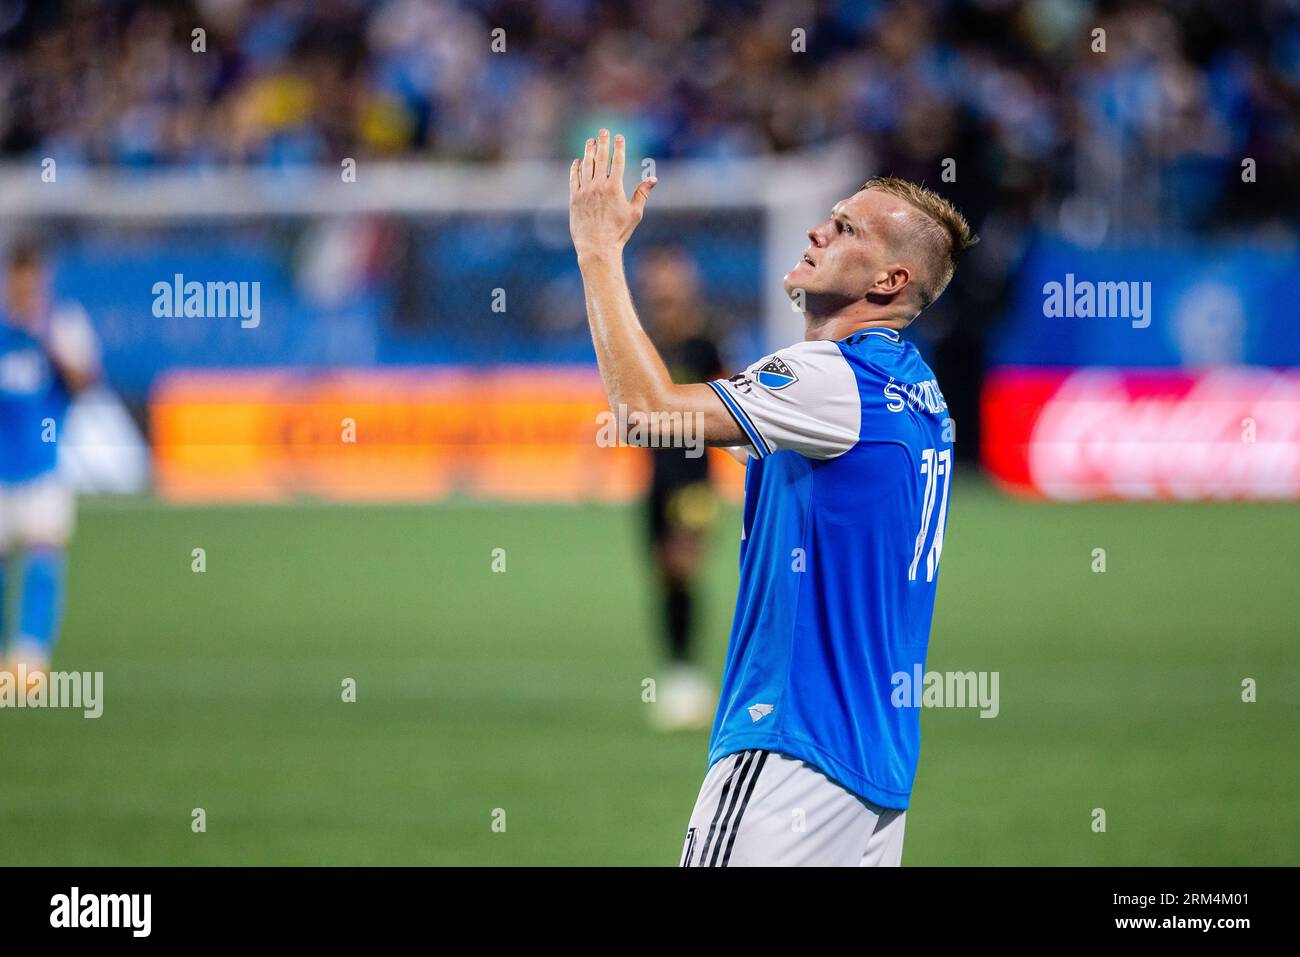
866;266;909;300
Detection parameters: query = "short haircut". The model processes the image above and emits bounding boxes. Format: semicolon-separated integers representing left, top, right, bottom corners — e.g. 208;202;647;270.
8;237;46;271
861;176;977;311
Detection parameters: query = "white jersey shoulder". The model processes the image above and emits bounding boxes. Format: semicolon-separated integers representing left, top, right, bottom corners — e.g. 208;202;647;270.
708;338;860;460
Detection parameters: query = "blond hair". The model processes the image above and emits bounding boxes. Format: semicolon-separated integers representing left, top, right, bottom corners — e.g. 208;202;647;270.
861;176;977;310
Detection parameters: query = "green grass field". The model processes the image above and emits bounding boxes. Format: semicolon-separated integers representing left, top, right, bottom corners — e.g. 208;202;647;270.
2;477;1297;865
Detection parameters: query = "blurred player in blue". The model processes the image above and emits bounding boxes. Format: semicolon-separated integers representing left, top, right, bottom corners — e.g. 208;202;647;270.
0;240;98;679
570;130;975;865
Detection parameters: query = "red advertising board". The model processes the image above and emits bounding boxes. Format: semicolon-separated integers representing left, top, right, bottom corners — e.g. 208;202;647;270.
982;368;1300;500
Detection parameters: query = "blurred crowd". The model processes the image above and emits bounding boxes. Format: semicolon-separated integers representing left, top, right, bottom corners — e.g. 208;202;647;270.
0;0;1297;236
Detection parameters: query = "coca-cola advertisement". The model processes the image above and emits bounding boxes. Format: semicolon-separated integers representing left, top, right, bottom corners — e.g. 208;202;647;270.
983;368;1300;500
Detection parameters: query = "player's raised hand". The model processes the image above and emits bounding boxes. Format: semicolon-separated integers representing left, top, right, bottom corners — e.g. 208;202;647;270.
569;129;657;260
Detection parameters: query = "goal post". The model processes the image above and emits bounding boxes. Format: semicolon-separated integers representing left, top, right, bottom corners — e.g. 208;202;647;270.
0;139;868;354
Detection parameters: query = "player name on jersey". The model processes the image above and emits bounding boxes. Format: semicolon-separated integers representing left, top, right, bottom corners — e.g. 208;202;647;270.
884;376;948;414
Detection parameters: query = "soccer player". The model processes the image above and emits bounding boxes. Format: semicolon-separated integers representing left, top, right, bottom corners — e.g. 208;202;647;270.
636;247;725;732
570;130;975;866
0;240;99;678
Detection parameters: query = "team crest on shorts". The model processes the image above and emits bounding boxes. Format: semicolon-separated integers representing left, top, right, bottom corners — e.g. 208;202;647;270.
756;356;798;390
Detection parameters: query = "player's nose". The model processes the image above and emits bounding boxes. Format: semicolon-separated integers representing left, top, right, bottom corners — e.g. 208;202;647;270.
807;220;831;246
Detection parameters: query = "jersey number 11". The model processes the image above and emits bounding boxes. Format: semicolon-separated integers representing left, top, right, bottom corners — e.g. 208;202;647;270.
908;448;951;583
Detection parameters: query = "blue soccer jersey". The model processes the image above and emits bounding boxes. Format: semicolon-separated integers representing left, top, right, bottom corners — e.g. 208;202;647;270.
704;327;954;810
0;305;98;483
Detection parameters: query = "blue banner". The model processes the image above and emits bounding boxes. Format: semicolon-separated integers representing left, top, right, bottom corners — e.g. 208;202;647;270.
991;235;1300;368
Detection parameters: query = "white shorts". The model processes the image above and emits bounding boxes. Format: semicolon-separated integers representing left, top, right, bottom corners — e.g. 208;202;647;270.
680;749;907;867
0;477;76;550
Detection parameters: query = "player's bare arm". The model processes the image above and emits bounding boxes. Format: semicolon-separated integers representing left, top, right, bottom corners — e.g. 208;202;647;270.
569;129;745;449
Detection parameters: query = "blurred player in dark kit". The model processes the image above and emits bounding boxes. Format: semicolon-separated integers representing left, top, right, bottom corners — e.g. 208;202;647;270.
636;248;724;731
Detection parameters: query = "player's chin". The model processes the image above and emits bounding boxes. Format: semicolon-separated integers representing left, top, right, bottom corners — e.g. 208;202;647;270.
783;272;813;298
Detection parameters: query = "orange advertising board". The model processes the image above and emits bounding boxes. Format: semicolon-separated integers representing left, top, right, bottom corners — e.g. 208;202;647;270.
150;367;746;503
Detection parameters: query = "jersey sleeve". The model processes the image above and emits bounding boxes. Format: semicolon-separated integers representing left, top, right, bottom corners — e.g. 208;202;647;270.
706;339;860;460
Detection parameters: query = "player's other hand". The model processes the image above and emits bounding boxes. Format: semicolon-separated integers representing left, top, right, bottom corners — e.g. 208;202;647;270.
569;129;656;260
